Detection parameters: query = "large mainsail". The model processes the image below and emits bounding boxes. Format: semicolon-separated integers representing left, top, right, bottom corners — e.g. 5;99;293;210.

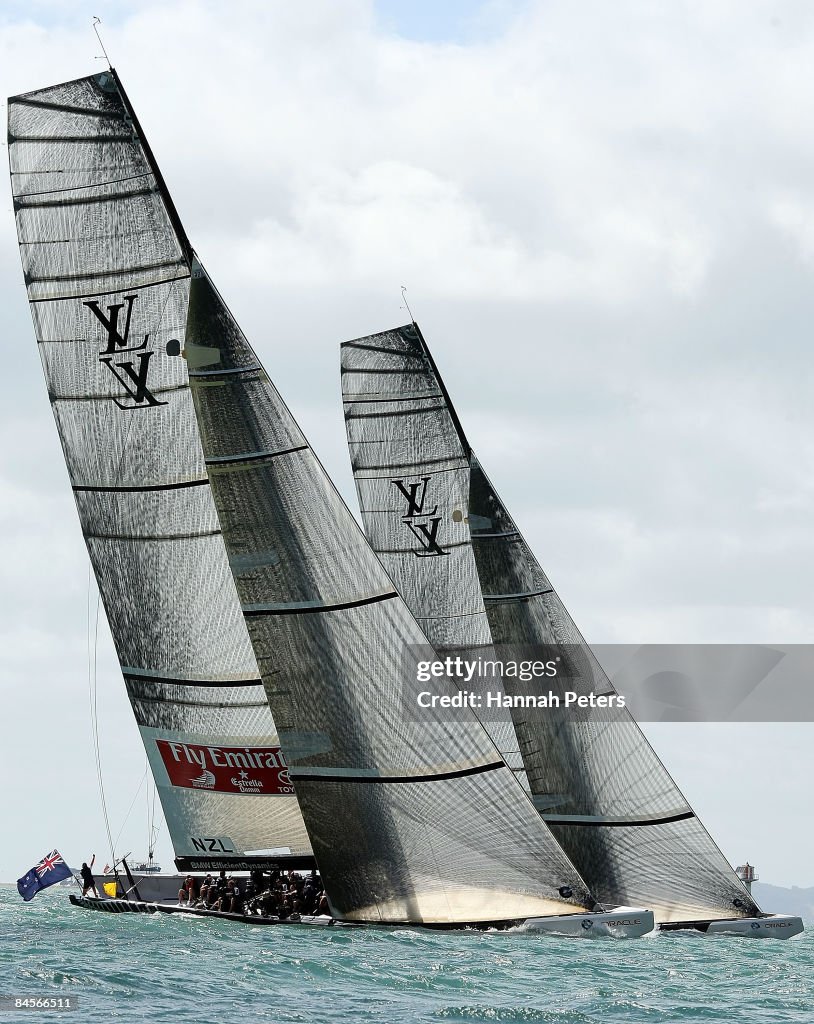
8;70;311;867
184;265;596;924
341;322;760;924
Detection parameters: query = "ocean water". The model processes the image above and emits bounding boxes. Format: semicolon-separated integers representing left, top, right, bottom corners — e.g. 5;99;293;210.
1;886;811;1024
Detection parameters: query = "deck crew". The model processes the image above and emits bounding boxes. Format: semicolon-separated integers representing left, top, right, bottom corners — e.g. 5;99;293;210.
80;855;98;897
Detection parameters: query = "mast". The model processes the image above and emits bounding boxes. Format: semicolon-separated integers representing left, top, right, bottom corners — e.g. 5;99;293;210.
8;70;312;871
340;322;761;924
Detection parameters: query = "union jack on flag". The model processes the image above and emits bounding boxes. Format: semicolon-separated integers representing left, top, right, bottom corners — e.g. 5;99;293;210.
17;848;72;901
35;851;65;877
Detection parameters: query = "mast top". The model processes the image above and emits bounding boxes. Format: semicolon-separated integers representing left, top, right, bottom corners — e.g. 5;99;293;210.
92;16;112;70
400;285;416;324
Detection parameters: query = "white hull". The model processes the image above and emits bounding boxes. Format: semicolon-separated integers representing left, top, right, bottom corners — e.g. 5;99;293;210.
660;914;804;939
524;906;654;938
706;915;804;938
72;895;653;936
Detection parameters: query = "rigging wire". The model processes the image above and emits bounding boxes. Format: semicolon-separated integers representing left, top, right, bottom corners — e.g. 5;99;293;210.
113;765;148;850
400;285;416;324
92;17;113;69
145;758;161;864
87;565;116;870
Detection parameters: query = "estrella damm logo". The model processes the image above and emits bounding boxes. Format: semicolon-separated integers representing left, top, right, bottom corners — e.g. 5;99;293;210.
391;477;447;557
84;294;166;409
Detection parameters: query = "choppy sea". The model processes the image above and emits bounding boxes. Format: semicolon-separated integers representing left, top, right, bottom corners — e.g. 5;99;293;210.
1;885;811;1023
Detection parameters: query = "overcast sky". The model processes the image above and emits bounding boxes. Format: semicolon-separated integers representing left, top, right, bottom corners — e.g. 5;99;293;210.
0;0;812;891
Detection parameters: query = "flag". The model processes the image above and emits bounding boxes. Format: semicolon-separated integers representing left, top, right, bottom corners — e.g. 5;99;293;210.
103;864;110;874
17;850;73;901
103;881;118;898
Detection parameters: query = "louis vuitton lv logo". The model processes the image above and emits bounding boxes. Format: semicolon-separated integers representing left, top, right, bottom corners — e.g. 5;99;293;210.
392;477;447;557
84;294;166;409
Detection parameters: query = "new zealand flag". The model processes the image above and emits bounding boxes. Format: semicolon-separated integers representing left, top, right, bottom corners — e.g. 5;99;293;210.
17;850;72;901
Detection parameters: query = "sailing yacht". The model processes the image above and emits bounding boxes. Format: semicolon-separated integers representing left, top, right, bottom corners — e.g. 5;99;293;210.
340;321;803;939
8;69;650;936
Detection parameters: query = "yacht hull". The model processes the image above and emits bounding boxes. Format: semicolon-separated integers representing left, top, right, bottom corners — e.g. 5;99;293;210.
69;895;653;936
659;914;803;938
524;906;653;938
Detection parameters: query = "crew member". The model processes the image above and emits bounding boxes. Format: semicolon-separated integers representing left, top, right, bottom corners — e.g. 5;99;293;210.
81;855;98;897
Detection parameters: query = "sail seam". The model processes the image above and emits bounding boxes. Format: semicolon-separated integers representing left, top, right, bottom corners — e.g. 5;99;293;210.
414;609;490;622
131;695;270;709
472;531;522;539
372;539;471;555
10;134;136;143
345;404;447;421
29;272;191;303
73;478;209;493
188;364;262;378
16;185;159;209
10;97;127;117
12;171;152;199
52;381;188;403
124;672;262;688
355;464;467;481
341;341;427;358
543;811;696;828
289;761;505;785
356;456;465;472
342;366;429;376
25;258;184;286
343;393;440;404
244;591;399;616
205;445;308;466
86;528;221;542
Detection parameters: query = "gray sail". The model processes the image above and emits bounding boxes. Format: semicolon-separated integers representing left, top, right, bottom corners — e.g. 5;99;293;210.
185;265;595;923
339;326;525;783
341;323;760;924
8;71;311;867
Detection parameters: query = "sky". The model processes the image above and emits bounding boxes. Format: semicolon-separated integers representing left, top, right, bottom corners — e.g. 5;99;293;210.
0;0;812;890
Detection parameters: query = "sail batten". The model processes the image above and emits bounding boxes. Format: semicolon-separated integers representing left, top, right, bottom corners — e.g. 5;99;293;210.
341;322;761;924
72;477;209;493
288;762;504;783
243;592;399;615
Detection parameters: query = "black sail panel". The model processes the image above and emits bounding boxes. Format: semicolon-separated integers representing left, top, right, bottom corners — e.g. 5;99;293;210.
467;459;759;922
186;265;594;923
8;71;311;862
340;323;759;923
341;324;524;780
